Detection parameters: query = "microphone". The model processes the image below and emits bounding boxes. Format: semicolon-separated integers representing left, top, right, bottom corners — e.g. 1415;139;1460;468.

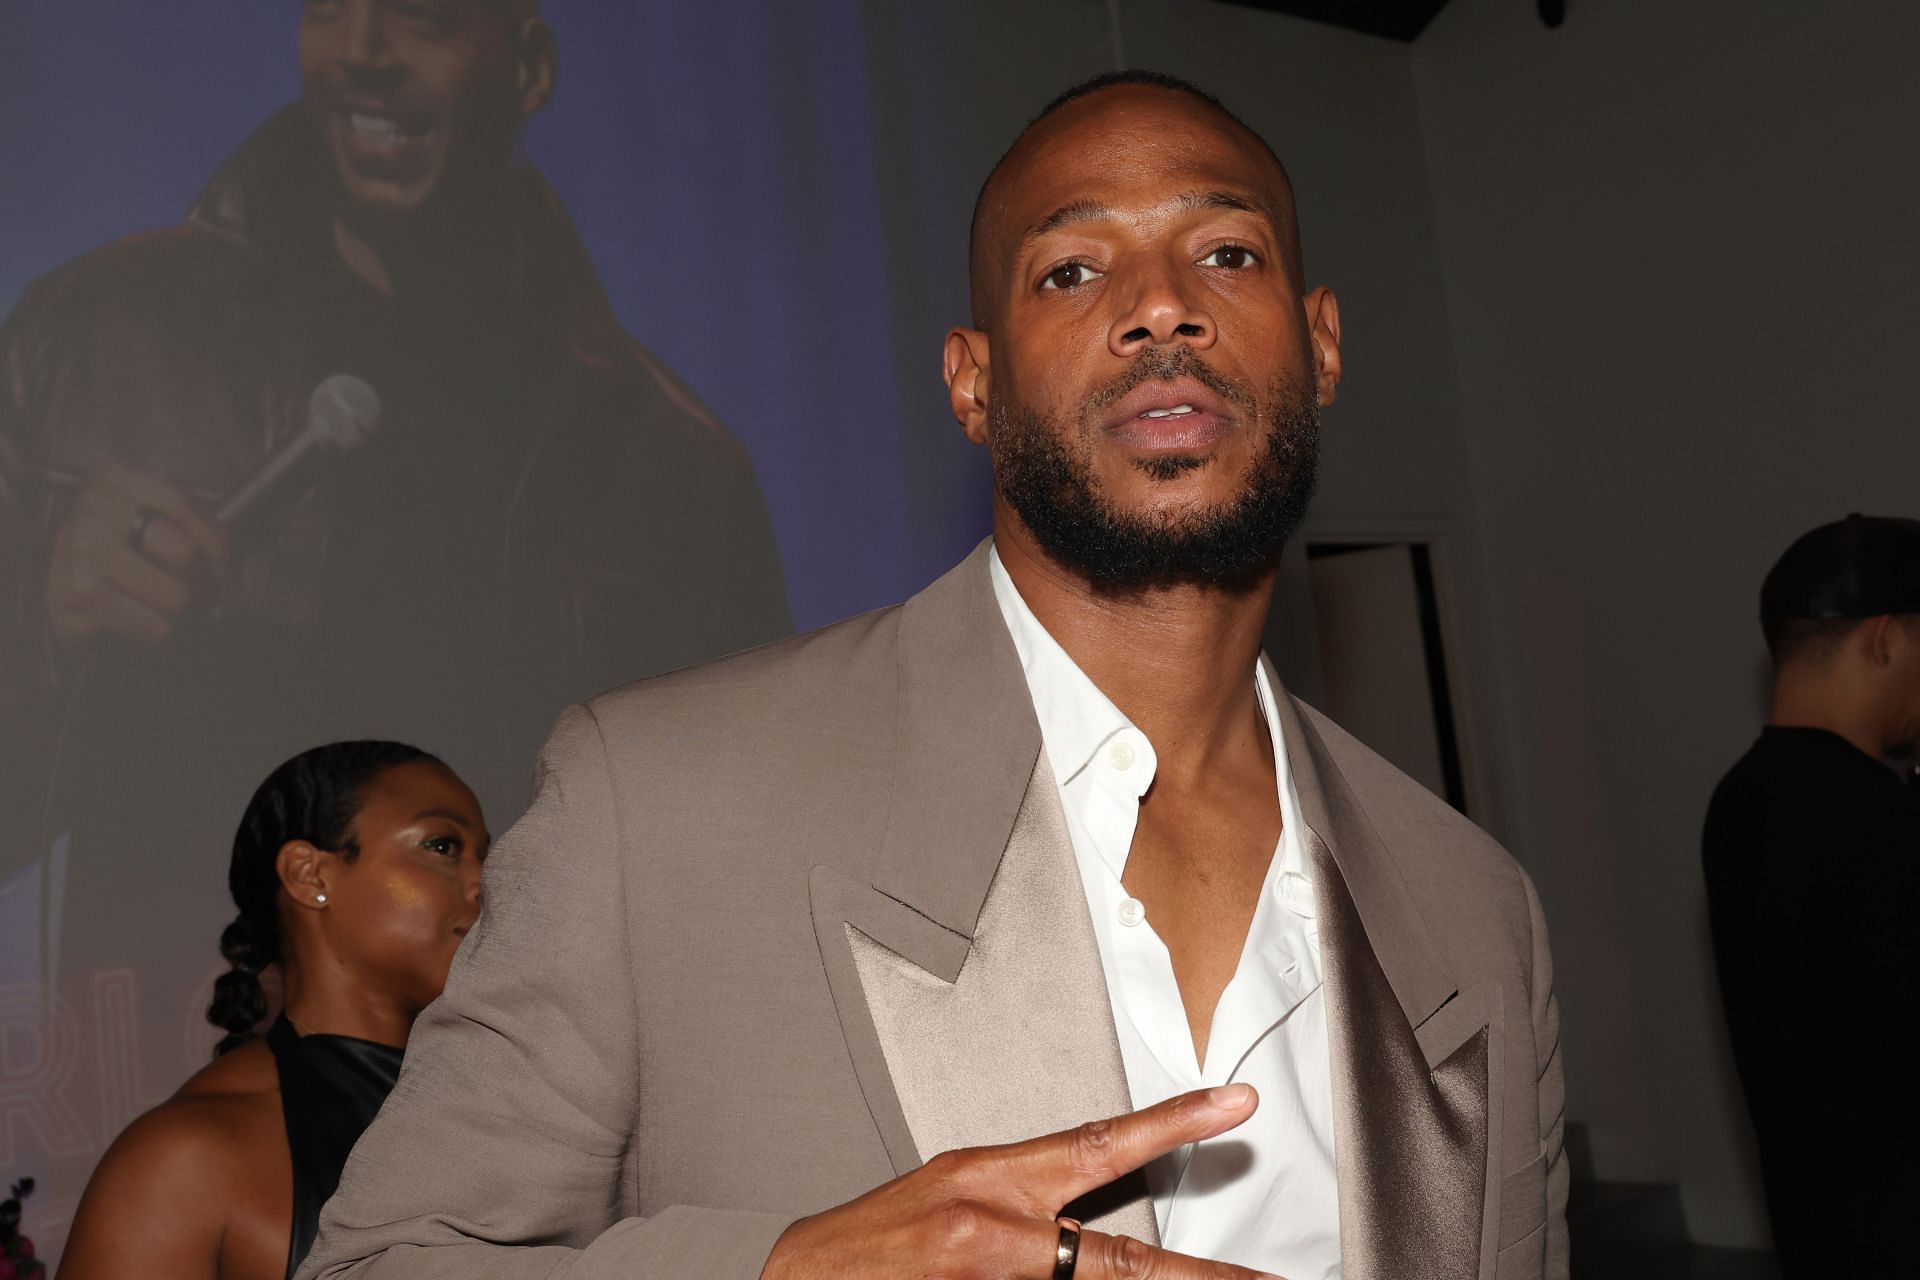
216;374;382;526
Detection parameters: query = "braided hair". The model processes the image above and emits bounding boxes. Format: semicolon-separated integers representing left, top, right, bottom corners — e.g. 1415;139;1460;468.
208;740;439;1056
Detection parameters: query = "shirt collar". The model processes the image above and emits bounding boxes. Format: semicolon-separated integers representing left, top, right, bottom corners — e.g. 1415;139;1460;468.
1256;664;1316;919
988;543;1315;914
990;546;1139;791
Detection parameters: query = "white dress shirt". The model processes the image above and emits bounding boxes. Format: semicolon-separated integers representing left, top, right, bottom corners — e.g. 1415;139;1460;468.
990;548;1342;1279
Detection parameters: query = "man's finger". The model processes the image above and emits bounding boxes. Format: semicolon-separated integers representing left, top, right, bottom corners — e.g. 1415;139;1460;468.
137;516;199;576
1000;1085;1258;1208
99;543;193;618
102;468;227;567
1073;1229;1282;1280
66;588;171;645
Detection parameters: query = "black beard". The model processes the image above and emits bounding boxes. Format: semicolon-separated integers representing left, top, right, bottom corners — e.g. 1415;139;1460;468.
990;350;1321;591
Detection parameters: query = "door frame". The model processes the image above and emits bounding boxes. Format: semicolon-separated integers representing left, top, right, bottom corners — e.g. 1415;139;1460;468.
1272;516;1503;829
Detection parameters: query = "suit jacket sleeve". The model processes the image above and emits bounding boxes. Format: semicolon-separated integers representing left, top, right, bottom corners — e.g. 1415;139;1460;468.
1527;871;1570;1280
296;704;797;1280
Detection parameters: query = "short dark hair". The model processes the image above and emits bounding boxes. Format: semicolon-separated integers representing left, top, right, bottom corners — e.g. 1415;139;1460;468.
1765;612;1920;668
966;70;1299;327
1764;615;1865;667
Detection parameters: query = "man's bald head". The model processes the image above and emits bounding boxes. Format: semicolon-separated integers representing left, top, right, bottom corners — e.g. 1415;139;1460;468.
967;71;1304;329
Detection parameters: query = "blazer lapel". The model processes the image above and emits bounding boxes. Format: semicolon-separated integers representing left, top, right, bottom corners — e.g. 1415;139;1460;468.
1277;679;1499;1279
807;543;1157;1243
805;560;1497;1264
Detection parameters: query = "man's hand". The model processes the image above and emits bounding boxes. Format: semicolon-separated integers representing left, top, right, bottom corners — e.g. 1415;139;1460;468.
46;463;227;645
761;1084;1280;1279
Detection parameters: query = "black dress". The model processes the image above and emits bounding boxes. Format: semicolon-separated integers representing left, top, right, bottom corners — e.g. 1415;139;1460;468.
263;1016;403;1279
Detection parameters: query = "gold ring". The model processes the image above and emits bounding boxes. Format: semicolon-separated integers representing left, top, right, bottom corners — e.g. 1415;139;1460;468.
127;507;161;556
1052;1220;1080;1280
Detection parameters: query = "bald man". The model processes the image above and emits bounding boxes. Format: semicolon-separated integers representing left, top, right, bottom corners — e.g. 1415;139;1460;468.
300;72;1567;1280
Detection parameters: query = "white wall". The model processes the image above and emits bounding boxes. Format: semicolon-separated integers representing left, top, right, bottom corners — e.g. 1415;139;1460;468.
1412;0;1920;1245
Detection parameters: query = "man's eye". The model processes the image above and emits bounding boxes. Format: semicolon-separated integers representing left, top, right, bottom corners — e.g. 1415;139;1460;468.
386;0;456;29
423;836;461;856
1199;245;1258;270
1040;262;1103;291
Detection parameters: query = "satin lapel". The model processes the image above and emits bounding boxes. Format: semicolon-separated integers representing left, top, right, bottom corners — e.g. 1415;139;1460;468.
806;543;1155;1242
809;757;1157;1243
809;862;966;1176
1274;674;1497;1278
1315;838;1493;1279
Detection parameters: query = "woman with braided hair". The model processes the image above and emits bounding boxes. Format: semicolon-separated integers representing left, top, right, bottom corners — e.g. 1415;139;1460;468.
58;742;489;1280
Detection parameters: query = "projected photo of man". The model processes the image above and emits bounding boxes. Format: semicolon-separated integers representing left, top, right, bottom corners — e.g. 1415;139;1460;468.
0;0;789;1181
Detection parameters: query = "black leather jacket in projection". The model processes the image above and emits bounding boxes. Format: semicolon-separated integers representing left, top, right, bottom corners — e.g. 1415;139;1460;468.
0;107;790;941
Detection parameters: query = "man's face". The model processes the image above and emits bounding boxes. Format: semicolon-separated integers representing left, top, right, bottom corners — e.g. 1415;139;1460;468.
299;0;532;219
951;87;1340;588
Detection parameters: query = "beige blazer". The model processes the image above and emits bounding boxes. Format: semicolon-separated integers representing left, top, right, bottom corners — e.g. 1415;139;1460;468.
300;542;1568;1280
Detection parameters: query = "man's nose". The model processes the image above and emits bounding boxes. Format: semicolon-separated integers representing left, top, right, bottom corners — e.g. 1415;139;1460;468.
1108;257;1216;358
339;0;393;73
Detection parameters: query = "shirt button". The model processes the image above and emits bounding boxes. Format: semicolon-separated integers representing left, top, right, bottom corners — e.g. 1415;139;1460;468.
1109;740;1137;771
1117;897;1146;927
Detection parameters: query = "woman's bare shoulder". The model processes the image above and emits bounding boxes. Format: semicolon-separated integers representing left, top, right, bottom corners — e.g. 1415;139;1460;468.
59;1042;285;1278
94;1042;279;1193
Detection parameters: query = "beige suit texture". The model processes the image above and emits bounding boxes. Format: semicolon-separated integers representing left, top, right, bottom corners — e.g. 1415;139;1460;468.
298;542;1569;1280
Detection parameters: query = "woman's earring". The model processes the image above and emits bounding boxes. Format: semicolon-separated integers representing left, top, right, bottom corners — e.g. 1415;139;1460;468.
316;893;328;905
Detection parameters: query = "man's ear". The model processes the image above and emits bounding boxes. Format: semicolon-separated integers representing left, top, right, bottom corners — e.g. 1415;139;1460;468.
944;328;993;446
276;840;333;912
1867;613;1909;667
1305;286;1342;407
516;19;557;117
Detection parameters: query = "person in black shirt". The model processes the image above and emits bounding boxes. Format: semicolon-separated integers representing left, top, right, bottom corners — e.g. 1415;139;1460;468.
1703;513;1920;1276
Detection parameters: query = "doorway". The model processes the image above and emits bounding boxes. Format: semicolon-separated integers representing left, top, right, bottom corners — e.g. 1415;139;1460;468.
1265;527;1480;817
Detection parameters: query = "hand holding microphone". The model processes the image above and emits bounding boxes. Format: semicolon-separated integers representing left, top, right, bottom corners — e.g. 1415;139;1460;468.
213;373;380;528
45;375;380;646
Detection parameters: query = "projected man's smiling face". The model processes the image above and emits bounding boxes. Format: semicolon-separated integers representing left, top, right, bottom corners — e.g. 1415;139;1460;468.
298;0;552;220
947;85;1343;588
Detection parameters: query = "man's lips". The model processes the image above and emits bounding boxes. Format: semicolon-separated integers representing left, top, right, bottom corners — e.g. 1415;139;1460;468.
1103;378;1236;452
326;97;437;173
331;93;435;133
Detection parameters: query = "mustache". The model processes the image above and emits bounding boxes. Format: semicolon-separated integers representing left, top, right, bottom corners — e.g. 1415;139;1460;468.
1081;346;1258;417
